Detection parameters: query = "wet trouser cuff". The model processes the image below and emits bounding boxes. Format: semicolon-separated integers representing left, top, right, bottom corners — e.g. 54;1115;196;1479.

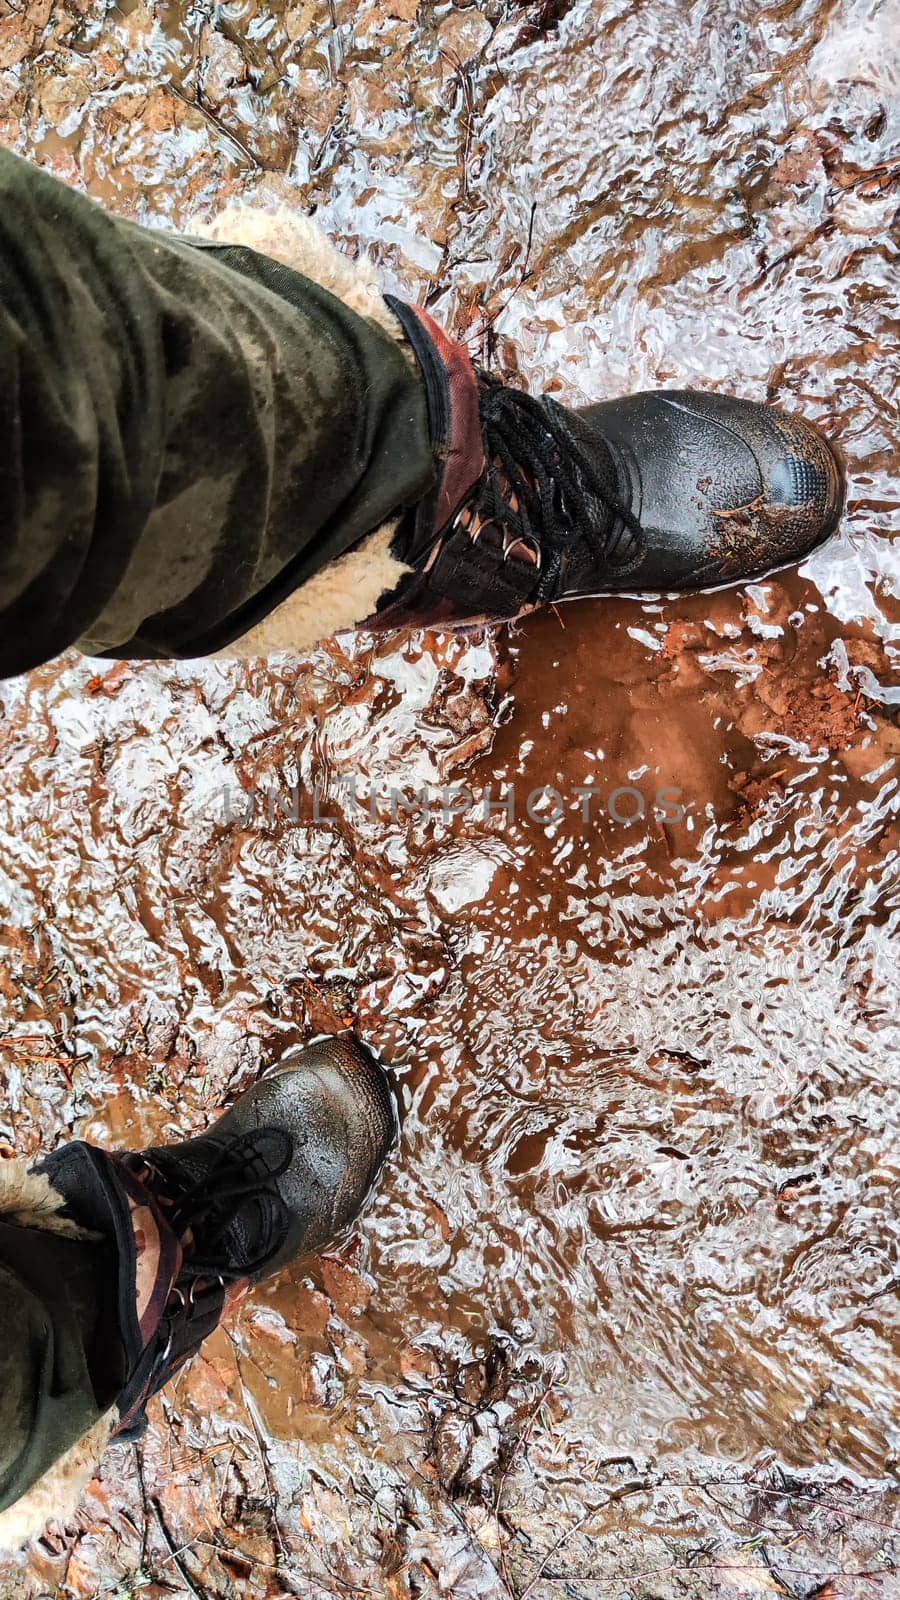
0;1143;241;1548
0;149;436;675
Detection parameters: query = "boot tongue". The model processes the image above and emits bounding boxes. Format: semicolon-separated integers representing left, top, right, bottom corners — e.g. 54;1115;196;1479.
561;403;641;569
139;1128;291;1280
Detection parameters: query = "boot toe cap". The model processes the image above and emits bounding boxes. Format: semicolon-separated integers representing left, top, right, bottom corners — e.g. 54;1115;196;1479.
216;1037;397;1271
747;405;846;567
647;392;846;586
271;1037;397;1244
573;388;845;594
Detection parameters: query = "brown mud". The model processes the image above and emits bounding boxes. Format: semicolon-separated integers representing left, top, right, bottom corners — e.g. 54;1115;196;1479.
1;0;899;1596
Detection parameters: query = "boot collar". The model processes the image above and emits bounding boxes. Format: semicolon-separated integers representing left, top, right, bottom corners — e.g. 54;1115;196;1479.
384;296;485;556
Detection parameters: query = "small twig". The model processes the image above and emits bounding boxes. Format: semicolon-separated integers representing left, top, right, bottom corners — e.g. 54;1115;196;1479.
519;1508;597;1600
149;1495;209;1600
414;1467;513;1599
494;1355;565;1594
464;200;538;357
133;1443;150;1576
216;13;264;73
704;1479;900;1537
226;1331;287;1563
165;81;263;170
310;117;339;173
536;1557;888;1590
440;47;476;200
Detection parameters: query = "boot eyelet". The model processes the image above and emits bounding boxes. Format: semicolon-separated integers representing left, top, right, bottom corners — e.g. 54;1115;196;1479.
156;1325;174;1371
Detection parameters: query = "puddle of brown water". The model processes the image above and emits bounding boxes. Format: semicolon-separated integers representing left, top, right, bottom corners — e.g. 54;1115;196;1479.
0;0;899;1595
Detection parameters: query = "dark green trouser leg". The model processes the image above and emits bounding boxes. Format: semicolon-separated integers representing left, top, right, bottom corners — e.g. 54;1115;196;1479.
0;148;435;679
0;1223;123;1512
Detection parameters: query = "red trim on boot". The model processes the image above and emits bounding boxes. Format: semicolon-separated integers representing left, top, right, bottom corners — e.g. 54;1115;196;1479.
394;302;485;535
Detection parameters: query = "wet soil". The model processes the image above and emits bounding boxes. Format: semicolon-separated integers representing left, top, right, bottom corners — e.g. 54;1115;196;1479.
0;0;899;1596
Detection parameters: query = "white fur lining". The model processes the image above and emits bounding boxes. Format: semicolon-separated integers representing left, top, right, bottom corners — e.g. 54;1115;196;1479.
195;201;408;346
0;1158;95;1241
211;520;408;657
0;1409;116;1551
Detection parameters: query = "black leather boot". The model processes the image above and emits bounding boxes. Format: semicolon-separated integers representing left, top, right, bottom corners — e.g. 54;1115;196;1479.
139;1036;396;1279
38;1038;396;1434
376;298;845;623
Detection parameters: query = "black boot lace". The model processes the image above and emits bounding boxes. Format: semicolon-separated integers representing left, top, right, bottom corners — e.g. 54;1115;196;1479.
464;374;643;599
144;1126;294;1282
115;1128;295;1434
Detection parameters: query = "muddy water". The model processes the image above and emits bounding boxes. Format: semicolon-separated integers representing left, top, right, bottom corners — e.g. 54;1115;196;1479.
0;0;899;1595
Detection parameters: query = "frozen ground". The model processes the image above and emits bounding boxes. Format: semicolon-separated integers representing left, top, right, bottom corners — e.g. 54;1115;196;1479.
0;0;898;1596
